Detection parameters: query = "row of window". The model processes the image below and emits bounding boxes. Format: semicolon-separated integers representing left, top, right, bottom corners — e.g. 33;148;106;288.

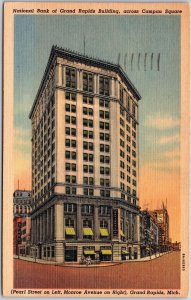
64;203;136;216
65;218;109;228
65;186;111;197
64;177;110;186
66;67;110;96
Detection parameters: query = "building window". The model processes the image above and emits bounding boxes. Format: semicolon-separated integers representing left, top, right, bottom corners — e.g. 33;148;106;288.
100;121;110;130
100;144;110;153
83;119;93;128
65;175;76;183
64;203;76;213
100;167;110;175
83;95;93;104
99;99;110;108
65;139;77;148
100;110;110;119
99;76;110;96
100;220;108;228
66;186;76;195
100;155;110;164
65;163;76;171
99;206;110;215
100;190;110;197
82;205;94;214
83;130;94;139
65;218;75;227
132;104;136;117
83;153;94;162
65;92;76;101
65;151;76;160
66;67;77;89
83;107;93;116
83;72;93;92
100;132;110;141
100;178;110;186
83;188;94;196
83;165;94;173
83;177;94;185
65;104;76;113
120;139;125;148
132;150;136;158
83;142;94;151
120;150;125;158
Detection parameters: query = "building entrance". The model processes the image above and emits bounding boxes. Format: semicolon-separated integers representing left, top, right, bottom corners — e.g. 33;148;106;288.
65;246;77;262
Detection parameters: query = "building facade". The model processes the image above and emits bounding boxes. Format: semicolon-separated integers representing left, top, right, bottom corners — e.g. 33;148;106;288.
29;46;141;262
13;189;33;217
18;217;31;256
140;210;159;258
150;204;170;252
13;189;33;255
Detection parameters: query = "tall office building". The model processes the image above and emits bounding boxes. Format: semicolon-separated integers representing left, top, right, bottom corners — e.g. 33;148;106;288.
29;46;141;262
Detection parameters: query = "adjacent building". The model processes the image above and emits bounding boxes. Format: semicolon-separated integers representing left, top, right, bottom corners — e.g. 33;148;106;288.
150;203;170;252
140;210;159;258
13;189;33;255
13;189;33;217
29;46;141;262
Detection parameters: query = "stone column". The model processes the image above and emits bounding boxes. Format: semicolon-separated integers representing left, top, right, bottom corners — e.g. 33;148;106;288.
54;202;64;263
50;206;54;240
39;214;42;243
77;69;80;90
77;204;82;240
111;77;115;97
94;206;99;240
56;63;62;86
46;209;49;241
96;74;99;94
136;214;141;259
115;80;120;99
62;65;65;86
37;216;40;243
93;74;97;94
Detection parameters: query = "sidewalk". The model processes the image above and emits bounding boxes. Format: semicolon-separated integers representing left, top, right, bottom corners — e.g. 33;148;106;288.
14;252;171;267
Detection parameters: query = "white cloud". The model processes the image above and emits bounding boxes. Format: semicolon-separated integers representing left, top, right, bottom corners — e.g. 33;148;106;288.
144;113;179;129
157;133;179;145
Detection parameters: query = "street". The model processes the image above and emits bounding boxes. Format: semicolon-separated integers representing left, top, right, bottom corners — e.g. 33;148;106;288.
14;252;180;289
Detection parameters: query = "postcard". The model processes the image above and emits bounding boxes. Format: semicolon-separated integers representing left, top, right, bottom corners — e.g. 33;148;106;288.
3;1;189;297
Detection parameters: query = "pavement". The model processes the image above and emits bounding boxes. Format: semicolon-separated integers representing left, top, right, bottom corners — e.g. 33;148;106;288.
14;251;170;267
14;252;181;289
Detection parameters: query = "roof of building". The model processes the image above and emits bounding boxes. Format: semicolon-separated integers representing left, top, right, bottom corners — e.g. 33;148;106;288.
29;45;141;118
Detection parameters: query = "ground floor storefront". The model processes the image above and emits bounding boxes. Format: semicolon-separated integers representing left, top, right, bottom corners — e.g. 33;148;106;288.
29;242;140;263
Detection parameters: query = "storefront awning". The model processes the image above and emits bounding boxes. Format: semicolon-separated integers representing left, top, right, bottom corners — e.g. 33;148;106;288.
83;228;93;236
84;250;96;255
120;230;125;237
65;227;76;235
122;250;129;255
101;249;112;255
100;228;109;237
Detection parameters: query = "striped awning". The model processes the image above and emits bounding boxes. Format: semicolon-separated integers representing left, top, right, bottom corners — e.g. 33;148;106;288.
101;249;112;255
100;228;109;237
84;250;96;255
122;250;129;255
83;228;93;236
120;230;125;237
65;227;76;235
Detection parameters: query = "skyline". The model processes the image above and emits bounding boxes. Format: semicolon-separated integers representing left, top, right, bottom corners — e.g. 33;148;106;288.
14;15;180;241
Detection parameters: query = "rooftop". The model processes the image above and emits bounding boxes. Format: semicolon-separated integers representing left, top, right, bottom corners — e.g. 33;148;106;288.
29;45;141;118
